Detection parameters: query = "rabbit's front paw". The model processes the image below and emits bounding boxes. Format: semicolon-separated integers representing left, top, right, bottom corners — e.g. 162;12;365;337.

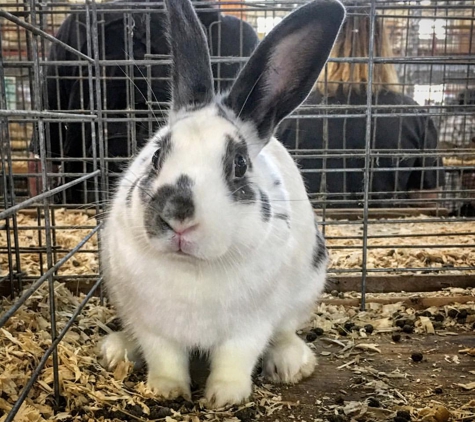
148;373;191;400
263;334;316;384
205;373;252;408
99;331;141;370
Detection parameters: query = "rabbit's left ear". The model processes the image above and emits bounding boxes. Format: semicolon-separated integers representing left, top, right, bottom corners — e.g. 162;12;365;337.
165;0;214;111
224;0;345;145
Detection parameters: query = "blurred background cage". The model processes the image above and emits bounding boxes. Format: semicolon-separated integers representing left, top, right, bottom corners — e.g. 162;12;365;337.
1;0;475;421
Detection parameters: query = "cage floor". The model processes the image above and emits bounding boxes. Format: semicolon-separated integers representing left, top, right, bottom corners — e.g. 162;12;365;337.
1;283;474;422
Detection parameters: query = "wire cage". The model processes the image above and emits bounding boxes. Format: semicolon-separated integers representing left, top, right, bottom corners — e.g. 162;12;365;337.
1;0;475;420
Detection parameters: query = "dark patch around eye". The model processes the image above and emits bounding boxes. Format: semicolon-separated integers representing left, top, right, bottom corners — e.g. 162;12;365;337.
139;132;173;202
312;221;328;269
259;189;271;222
234;154;248;178
152;149;161;170
154;132;173;168
223;135;255;203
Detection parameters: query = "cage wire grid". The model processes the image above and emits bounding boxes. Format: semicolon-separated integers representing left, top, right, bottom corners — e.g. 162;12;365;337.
1;0;475;420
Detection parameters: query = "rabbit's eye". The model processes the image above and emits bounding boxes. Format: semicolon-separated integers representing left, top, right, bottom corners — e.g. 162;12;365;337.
234;154;248;178
152;148;161;170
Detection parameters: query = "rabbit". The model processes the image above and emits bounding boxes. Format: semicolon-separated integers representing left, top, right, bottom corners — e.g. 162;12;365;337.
99;0;345;408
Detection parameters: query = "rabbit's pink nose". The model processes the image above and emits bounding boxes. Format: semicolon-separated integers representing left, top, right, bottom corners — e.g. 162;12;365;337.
173;223;199;236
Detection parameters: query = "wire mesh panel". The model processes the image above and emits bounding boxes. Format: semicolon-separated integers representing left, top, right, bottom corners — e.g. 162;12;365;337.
1;0;475;420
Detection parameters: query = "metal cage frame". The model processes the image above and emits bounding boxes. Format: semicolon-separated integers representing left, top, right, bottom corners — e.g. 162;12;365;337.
1;0;475;420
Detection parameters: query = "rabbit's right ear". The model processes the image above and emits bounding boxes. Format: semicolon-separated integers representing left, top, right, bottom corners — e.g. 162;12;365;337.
224;0;345;148
165;0;214;112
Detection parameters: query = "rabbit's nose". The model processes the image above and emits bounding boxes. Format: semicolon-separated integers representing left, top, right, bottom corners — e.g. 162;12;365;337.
152;174;195;223
170;221;199;236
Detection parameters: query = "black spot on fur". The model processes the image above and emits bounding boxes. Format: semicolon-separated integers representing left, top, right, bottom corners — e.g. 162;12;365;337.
274;212;290;227
223;135;255;203
274;179;282;187
157;175;195;221
145;175;195;237
259;189;271;222
312;222;328;268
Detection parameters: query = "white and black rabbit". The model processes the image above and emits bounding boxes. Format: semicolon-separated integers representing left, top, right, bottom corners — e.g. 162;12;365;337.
100;0;345;408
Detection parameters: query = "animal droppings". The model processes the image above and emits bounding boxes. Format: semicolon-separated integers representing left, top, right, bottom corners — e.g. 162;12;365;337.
364;324;374;334
396;409;412;421
367;397;380;408
335;395;345;405
306;332;318;342
312;327;325;336
448;309;458;318
411;352;424;362
392;333;402;342
344;321;355;331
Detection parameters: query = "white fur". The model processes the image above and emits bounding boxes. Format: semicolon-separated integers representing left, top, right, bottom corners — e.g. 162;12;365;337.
100;105;328;407
263;330;318;384
99;331;143;369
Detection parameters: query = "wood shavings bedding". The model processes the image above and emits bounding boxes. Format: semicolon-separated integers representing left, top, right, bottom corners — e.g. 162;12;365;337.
443;157;475;167
1;281;474;422
2;211;474;279
0;210;98;278
325;215;475;275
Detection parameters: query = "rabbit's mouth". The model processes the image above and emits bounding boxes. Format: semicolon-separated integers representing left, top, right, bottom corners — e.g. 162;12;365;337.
172;250;196;259
170;234;195;255
167;247;204;262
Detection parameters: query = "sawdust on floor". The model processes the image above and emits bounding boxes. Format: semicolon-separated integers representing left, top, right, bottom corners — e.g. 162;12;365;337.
1;282;474;422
